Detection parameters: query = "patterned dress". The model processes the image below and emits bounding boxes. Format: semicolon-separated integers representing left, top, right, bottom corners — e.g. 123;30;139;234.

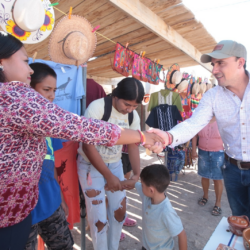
0;81;121;228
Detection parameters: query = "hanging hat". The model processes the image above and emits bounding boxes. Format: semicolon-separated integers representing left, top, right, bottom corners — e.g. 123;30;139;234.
199;83;207;95
209;74;217;86
0;0;55;44
199;78;208;95
177;80;189;93
165;63;182;90
142;94;150;105
191;82;200;96
49;15;97;65
206;81;212;91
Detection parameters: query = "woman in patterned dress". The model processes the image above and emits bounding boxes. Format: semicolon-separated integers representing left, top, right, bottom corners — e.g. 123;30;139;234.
0;32;164;249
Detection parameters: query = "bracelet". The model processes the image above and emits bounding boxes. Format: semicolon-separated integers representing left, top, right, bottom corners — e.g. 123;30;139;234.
137;130;146;146
166;132;172;145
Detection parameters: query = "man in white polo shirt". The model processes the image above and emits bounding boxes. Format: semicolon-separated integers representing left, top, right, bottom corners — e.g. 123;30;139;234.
149;40;250;218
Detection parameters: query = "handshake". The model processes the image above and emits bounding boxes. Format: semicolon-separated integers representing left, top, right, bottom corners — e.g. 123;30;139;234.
140;128;172;154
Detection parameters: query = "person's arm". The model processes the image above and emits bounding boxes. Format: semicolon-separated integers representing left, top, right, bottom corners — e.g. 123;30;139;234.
82;143;122;191
127;144;140;181
178;230;187;250
2;85;165;151
191;135;198;159
147;90;215;147
54;168;69;218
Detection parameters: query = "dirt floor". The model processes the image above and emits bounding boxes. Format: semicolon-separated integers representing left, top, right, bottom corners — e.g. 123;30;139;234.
70;148;232;250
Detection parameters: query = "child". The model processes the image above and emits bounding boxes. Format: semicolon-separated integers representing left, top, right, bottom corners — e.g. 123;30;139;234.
121;164;187;250
25;63;74;250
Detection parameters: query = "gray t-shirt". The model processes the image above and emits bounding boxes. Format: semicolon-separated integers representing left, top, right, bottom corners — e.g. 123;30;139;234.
135;183;183;250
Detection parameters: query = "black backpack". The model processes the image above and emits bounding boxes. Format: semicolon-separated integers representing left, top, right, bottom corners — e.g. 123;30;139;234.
101;96;133;125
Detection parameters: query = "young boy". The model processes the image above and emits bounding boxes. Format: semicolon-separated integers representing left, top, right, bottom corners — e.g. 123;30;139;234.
121;164;187;250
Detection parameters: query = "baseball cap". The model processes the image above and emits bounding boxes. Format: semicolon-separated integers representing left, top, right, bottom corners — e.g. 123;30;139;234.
201;40;247;63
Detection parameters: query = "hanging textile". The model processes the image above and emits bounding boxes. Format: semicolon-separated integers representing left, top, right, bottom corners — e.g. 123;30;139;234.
146;104;182;151
146;104;184;181
180;96;192;121
147;89;183;112
166;148;185;181
29;58;85;116
190;97;200;112
86;79;106;108
54;141;80;230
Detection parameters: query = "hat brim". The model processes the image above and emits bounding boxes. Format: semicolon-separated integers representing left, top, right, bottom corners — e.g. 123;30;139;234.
201;51;231;63
177;80;188;93
49;15;97;65
165;63;180;90
0;0;55;44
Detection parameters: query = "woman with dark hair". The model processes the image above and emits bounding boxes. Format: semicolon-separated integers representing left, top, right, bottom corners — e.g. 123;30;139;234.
0;32;164;249
25;62;74;250
77;77;145;250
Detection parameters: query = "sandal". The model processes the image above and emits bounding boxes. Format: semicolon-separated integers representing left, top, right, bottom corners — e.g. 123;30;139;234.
123;217;137;227
120;232;126;242
211;206;222;216
198;197;208;206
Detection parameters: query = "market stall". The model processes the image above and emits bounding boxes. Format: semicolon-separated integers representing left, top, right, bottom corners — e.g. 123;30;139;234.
0;0;219;249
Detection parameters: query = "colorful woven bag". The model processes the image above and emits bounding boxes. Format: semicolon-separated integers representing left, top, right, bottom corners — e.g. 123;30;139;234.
132;53;149;82
147;60;165;85
111;43;134;77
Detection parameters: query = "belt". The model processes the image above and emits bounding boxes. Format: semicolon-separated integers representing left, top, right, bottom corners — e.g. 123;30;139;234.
225;153;250;170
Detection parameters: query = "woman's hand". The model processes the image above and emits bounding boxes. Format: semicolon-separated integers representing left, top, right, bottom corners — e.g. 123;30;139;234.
143;130;166;148
191;151;198;160
105;174;122;192
120;179;136;190
130;174;139;182
146;141;163;154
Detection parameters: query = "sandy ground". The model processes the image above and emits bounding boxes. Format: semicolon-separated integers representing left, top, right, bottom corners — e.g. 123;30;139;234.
69;147;231;250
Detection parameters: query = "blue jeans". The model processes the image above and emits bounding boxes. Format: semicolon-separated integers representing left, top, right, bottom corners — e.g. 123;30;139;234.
222;158;250;219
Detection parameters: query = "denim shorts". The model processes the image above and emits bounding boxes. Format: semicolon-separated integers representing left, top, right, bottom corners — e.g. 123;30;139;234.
198;149;224;180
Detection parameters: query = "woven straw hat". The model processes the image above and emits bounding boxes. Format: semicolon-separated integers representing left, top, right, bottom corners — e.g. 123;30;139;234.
49;15;97;65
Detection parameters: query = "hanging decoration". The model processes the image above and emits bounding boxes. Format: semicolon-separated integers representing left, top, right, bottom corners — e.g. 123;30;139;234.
0;0;55;44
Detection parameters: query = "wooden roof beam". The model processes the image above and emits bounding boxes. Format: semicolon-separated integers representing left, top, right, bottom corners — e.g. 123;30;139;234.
107;0;212;72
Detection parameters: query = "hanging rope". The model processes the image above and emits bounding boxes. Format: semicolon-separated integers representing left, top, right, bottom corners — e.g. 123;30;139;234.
53;7;116;45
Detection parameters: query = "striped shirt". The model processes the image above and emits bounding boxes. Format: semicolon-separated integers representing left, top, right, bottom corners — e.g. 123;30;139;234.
170;72;250;162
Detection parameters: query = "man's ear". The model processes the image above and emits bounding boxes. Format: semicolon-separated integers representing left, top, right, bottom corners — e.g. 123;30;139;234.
237;57;245;69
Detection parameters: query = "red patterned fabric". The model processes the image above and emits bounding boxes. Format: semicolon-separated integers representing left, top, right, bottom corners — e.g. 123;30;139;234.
0;81;121;228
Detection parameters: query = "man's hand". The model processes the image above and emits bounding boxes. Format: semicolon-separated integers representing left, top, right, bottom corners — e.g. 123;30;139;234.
147;141;164;154
146;128;171;147
143;130;166;148
104;174;122;192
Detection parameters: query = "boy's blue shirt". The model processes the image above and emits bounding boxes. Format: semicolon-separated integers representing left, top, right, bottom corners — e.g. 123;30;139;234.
135;182;183;250
31;138;63;225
